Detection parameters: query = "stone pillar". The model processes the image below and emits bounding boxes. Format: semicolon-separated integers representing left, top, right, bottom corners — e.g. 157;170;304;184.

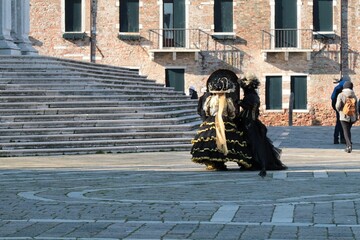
0;0;21;55
12;0;38;55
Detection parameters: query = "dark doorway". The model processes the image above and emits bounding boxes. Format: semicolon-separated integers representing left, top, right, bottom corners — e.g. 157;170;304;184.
166;68;185;93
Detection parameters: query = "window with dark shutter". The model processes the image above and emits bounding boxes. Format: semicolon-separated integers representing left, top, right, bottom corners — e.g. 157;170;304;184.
120;0;139;33
214;0;233;33
162;0;185;47
275;0;297;47
266;76;282;110
313;0;333;32
166;69;185;93
65;0;82;32
291;76;307;110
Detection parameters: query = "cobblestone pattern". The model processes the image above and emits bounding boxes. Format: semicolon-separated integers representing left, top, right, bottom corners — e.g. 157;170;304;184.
0;126;360;239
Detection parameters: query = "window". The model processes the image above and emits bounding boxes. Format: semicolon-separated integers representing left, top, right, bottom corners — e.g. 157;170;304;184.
266;76;282;110
163;0;185;47
313;0;333;32
165;69;185;92
120;0;139;33
214;0;233;33
291;76;307;109
65;0;82;32
275;0;297;47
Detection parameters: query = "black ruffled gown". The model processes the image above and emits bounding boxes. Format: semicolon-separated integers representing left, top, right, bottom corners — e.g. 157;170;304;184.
191;94;253;169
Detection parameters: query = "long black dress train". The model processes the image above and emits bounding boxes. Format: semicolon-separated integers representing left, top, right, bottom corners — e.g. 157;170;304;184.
237;80;287;177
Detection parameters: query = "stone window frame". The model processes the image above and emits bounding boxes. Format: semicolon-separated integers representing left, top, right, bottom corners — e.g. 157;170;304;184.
265;75;283;111
211;0;236;40
61;0;86;40
290;75;308;110
165;67;186;94
269;0;302;49
263;74;309;113
311;0;337;39
158;0;190;48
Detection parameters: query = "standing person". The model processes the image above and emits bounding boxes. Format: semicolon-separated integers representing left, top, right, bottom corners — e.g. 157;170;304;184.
189;86;198;99
335;81;358;153
237;74;287;177
331;76;350;144
197;87;210;121
191;76;253;171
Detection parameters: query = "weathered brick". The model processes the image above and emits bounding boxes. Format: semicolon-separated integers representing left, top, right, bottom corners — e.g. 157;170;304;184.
29;0;359;126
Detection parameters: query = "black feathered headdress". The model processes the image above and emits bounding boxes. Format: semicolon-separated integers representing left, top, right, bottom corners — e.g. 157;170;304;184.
239;73;260;89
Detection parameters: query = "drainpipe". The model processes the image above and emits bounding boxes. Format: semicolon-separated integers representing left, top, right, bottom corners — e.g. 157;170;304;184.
339;0;342;78
90;0;97;63
289;92;294;126
340;0;348;78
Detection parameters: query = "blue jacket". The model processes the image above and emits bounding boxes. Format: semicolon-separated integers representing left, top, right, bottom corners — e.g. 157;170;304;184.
331;79;347;110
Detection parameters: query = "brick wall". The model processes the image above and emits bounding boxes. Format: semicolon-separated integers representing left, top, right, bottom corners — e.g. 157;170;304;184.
29;0;360;126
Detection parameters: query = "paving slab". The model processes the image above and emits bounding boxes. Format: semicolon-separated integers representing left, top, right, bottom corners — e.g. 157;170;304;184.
0;126;360;239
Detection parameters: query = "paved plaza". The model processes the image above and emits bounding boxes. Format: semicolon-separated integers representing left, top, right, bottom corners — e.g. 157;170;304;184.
1;126;360;239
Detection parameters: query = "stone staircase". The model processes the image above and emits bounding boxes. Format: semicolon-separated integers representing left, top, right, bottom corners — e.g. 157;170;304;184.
0;56;201;157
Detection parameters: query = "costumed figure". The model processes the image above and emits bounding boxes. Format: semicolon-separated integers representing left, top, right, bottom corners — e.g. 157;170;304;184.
189;86;198;99
191;75;253;171
237;74;287;177
197;87;210;121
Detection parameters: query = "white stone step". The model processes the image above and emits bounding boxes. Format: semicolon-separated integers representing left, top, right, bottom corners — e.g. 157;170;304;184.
0;109;196;121
0;104;198;116
0;99;195;109
0;144;193;157
0;77;158;86
0;94;189;103
0;88;183;96
0;56;141;76
1;137;192;149
0;122;201;136
0;131;196;143
0;55;200;156
0;115;199;129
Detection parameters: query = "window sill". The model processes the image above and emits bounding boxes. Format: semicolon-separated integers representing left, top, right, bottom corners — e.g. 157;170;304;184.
211;32;236;40
118;32;141;40
292;109;309;113
264;109;284;113
313;31;336;40
63;32;86;40
263;109;309;113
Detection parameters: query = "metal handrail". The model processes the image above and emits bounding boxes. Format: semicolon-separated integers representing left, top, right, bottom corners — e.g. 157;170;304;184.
148;28;201;49
148;28;243;68
261;29;313;50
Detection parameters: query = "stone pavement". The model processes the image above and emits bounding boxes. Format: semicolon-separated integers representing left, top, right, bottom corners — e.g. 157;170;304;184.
0;126;360;240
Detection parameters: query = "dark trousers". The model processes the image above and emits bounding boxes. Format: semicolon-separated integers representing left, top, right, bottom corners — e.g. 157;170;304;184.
340;121;353;147
334;111;344;140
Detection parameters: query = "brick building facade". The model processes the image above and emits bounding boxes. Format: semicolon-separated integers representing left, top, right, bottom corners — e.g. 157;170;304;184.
27;0;358;126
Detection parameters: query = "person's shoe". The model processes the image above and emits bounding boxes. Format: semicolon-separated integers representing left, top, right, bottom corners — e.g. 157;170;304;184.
214;163;228;171
334;138;339;144
206;165;216;171
345;146;352;153
206;163;228;171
